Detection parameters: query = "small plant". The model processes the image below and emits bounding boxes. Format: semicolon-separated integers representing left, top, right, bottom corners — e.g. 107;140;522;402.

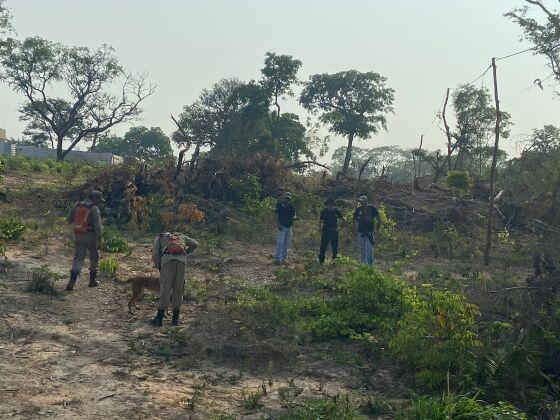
0;216;28;241
102;228;129;253
241;389;264;410
26;265;62;296
280;394;364;420
278;379;304;408
360;396;391;416
99;256;119;280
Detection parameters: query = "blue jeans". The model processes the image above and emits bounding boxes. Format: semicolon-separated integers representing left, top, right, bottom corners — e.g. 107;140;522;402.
275;226;292;262
359;233;374;265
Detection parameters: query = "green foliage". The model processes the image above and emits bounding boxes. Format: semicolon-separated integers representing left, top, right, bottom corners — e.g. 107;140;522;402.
0;215;28;241
430;221;461;259
279;394;365;420
390;290;481;390
227;174;261;204
102;228;129;253
95;126;173;163
99;256;119;279
26;265;62;296
240;390;264;410
445;170;473;193
278;379;304;408
400;394;526;420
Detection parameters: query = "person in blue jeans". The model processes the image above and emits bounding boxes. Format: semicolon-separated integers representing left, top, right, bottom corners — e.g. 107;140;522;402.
353;196;381;265
274;192;296;265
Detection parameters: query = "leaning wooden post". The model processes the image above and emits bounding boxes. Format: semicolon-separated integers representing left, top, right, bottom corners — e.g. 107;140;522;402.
484;57;501;266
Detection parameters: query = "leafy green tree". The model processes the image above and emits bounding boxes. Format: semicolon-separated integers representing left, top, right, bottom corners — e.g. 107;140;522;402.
260;52;302;117
451;84;511;173
0;37;154;160
0;0;11;34
300;70;394;177
507;1;560;82
95;126;172;163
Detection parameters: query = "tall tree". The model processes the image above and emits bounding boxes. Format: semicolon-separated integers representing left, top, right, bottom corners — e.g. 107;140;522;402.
451;84;511;173
260;52;302;117
507;1;560;81
95;126;172;163
0;37;154;160
0;0;11;34
300;70;394;177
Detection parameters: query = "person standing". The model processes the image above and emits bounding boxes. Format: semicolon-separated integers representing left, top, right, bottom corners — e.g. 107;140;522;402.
151;231;199;327
318;198;343;263
66;190;104;291
274;192;296;265
353;196;381;266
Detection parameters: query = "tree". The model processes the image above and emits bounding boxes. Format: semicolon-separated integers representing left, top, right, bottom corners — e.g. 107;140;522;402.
0;37;154;160
0;0;11;34
95;126;172;163
450;84;511;174
300;70;394;177
507;1;560;81
261;52;302;117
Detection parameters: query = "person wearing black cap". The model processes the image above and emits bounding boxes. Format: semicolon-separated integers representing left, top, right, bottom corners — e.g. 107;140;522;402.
66;190;104;291
318;198;343;263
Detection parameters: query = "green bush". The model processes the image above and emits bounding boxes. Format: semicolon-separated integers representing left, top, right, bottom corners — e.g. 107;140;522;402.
279;394;365;420
99;256;119;279
227;175;261;204
445;170;473;193
26;265;62;296
0;216;29;241
390;289;481;390
102;228;129;253
400;394;526;420
430;221;462;259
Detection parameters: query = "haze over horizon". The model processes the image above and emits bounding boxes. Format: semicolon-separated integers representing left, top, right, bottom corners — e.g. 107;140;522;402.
0;0;558;160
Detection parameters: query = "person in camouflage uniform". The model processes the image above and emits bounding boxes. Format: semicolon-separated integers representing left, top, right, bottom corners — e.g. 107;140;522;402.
66;190;104;291
151;231;199;327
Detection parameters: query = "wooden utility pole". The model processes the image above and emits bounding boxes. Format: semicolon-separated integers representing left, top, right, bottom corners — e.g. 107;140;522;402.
442;88;453;171
484;57;501;266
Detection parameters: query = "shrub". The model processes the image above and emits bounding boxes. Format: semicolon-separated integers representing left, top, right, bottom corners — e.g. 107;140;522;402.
102;228;129;253
228;175;261;204
26;265;62;296
390;289;481;390
99;256;119;279
240;390;264;410
445;170;473;194
279;394;364;420
430;221;461;259
0;216;29;241
400;394;527;420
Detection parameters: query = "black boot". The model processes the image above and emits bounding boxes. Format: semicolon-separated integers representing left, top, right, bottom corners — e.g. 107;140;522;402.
66;271;79;291
171;309;180;326
150;309;165;327
88;270;99;287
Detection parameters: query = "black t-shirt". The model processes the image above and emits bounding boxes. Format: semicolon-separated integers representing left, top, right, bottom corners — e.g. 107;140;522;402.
320;208;343;231
276;202;296;228
353;205;380;233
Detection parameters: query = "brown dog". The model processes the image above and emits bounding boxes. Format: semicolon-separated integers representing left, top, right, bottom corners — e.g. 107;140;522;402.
125;276;161;314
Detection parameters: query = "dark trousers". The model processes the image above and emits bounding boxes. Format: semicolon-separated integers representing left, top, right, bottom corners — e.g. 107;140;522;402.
319;229;339;263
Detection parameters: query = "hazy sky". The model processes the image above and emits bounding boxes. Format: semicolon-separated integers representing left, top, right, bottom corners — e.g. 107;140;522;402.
0;0;558;160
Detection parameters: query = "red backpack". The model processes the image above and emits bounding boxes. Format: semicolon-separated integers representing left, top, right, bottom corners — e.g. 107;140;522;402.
161;232;186;254
73;203;92;234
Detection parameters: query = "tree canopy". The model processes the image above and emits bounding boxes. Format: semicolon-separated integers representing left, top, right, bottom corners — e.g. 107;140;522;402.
300;70;394;176
95;126;173;163
0;37;154;160
260;52;302;116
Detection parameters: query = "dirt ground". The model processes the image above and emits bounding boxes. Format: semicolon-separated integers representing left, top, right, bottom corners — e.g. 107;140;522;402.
0;228;407;419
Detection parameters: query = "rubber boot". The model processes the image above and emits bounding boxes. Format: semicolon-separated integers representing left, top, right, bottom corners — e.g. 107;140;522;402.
88;270;99;287
150;309;165;327
171;309;180;326
66;271;79;291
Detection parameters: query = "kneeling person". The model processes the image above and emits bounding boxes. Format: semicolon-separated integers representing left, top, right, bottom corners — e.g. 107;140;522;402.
151;231;199;327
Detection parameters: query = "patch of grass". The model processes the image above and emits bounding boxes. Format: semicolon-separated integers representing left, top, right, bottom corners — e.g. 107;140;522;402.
0;216;29;241
278;379;304;408
102;227;129;253
99;256;119;280
241;389;264;410
26;265;62;296
279;394;364;420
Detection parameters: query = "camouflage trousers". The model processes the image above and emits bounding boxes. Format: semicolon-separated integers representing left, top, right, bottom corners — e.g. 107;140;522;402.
71;232;99;273
158;259;186;310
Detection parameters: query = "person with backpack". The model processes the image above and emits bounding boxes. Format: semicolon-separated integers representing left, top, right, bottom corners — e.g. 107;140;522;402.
318;198;343;263
150;231;199;327
353;196;381;266
274;192;296;265
66;190;104;291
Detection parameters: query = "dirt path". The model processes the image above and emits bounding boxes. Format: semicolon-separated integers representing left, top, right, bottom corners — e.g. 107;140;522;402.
1;237;403;419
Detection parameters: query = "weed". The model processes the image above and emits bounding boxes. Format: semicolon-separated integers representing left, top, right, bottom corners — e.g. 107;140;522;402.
26;265;62;296
279;394;364;420
360;396;391;416
102;227;129;253
241;389;264;410
99;256;119;280
278;379;304;408
0;216;28;241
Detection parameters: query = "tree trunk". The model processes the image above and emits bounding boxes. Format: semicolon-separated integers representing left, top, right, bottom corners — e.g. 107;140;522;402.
442;88;453;172
547;172;560;223
56;136;64;161
188;143;201;177
484;58;501;267
340;133;355;177
175;148;189;179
